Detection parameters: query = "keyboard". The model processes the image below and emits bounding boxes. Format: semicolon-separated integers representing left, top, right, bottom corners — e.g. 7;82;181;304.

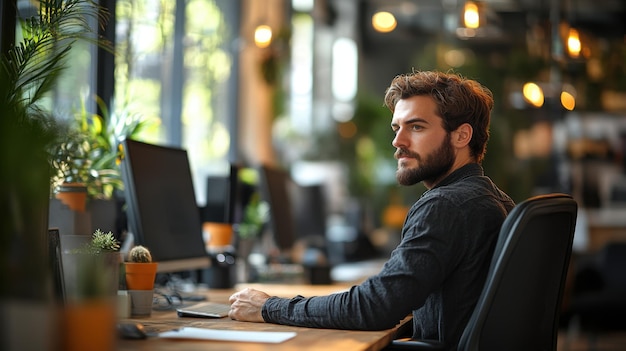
176;301;231;318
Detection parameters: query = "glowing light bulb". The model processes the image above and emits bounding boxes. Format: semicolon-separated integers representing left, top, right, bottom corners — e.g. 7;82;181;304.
372;11;397;33
464;2;480;29
254;25;272;48
523;82;544;108
567;28;581;58
561;91;576;110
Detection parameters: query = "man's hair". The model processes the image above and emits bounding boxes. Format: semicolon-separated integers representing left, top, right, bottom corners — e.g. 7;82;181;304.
384;71;494;163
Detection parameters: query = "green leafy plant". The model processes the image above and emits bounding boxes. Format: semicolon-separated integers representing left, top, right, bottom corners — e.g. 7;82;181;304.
7;0;147;202
1;0;110;300
236;192;269;239
2;0;110;120
49;125;92;187
50;97;154;199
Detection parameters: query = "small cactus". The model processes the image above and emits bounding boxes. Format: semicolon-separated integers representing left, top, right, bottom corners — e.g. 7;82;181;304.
129;245;152;263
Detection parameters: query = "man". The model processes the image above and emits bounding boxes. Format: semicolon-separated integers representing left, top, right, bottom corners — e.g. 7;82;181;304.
229;71;515;349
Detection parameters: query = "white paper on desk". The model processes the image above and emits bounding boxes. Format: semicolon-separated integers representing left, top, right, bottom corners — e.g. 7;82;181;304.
159;327;296;343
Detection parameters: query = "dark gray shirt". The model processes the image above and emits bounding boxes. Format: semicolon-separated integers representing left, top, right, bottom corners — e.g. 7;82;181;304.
262;163;515;349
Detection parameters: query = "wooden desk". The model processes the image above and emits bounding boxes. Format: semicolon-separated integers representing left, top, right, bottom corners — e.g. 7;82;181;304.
118;284;410;351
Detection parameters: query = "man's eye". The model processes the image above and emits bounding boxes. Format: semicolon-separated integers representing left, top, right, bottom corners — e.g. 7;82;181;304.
411;125;422;131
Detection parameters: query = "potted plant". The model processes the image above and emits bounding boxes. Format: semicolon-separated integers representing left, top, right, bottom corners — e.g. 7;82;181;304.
60;229;120;351
1;1;111;350
124;245;158;316
1;0;109;293
49;126;92;212
48;99;154;235
50;97;153;202
63;229;121;300
125;245;158;290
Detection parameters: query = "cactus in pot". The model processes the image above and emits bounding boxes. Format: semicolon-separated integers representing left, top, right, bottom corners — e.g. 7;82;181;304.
124;245;158;291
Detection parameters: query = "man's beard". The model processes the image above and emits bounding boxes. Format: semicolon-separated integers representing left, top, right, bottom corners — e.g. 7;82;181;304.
395;133;455;186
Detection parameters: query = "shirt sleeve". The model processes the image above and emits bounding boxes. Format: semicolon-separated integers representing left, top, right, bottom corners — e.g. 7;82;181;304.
261;196;466;330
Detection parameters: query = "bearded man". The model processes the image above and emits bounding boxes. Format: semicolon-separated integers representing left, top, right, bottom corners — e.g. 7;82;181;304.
228;71;515;350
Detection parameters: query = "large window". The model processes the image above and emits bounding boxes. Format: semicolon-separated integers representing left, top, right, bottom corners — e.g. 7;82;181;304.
115;0;237;204
14;0;98;119
12;0;239;205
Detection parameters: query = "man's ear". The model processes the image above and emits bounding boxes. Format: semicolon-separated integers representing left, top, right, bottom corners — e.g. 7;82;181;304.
452;123;473;147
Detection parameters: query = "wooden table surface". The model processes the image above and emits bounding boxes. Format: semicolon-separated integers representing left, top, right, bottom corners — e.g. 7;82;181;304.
118;283;410;351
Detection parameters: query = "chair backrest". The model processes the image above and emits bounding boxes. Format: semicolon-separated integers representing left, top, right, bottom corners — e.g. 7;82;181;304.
458;193;578;351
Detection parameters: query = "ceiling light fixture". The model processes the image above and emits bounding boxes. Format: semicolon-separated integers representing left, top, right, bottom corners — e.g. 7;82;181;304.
254;24;273;48
372;11;397;33
566;28;581;58
463;1;480;29
523;82;544;108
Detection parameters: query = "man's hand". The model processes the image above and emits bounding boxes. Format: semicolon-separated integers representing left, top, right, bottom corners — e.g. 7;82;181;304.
228;288;271;322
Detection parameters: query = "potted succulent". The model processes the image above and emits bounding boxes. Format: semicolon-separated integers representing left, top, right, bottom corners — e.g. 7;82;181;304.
124;245;158;316
63;229;122;300
125;245;158;290
61;229;121;351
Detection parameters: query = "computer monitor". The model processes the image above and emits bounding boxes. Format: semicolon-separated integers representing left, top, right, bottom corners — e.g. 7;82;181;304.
201;176;230;223
257;165;297;252
120;139;211;273
290;183;327;249
200;164;240;224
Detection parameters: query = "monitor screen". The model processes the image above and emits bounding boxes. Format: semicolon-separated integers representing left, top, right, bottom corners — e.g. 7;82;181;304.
258;165;297;252
291;183;327;241
120;139;210;273
200;164;240;224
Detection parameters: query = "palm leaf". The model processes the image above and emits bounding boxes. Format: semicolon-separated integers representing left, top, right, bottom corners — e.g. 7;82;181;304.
2;0;110;119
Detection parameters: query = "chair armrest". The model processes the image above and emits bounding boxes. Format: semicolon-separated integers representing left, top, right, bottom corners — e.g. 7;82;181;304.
384;338;446;350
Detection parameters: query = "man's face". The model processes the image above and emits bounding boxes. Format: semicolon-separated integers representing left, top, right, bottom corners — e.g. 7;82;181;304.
391;95;455;187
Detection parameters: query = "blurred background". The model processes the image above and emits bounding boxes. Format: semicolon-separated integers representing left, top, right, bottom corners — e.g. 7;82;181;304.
3;0;626;347
7;0;626;250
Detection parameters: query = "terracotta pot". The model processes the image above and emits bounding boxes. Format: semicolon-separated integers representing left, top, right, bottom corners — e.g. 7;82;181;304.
124;262;158;290
61;298;116;351
55;182;88;212
203;222;233;248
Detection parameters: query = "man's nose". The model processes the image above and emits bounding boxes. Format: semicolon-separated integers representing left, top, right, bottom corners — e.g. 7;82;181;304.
392;129;406;148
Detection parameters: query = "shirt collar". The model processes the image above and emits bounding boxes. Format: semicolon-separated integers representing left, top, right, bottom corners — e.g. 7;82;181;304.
431;163;484;189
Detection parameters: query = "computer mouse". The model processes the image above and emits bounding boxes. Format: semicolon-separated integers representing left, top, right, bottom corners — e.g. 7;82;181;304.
117;322;147;340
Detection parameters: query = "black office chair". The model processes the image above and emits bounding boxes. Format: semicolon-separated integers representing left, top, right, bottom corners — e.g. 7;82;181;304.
387;193;578;351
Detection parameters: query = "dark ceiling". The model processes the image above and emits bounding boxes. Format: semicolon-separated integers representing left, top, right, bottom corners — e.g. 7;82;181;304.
361;0;626;43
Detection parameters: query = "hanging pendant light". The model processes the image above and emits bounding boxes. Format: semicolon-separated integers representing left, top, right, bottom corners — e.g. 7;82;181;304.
463;1;480;29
